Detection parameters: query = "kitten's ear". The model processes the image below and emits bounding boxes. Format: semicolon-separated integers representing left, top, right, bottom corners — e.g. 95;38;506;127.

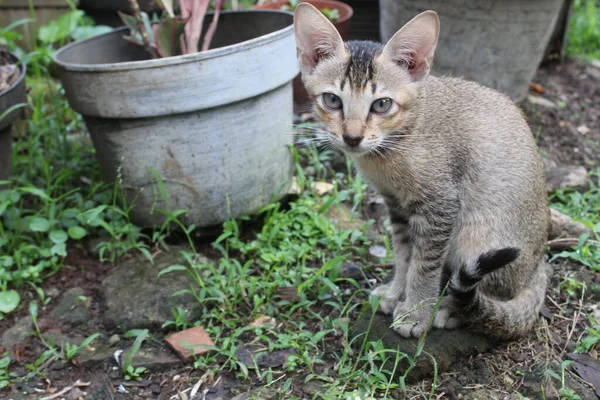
381;10;440;81
294;3;345;75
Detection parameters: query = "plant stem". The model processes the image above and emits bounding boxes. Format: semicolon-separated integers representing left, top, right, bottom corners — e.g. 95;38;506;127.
127;0;159;58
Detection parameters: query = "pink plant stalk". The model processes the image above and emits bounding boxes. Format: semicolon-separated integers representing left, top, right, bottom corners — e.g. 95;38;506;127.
201;0;224;51
180;0;211;54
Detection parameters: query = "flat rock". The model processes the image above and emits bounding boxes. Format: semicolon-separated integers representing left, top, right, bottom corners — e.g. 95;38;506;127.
74;342;115;368
129;347;182;371
546;165;589;193
101;247;208;331
526;94;556;108
351;305;498;382
549;208;593;240
1;316;33;349
338;263;363;280
51;287;91;327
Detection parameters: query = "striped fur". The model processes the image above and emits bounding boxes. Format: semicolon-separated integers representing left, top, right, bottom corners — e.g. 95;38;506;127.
294;4;550;339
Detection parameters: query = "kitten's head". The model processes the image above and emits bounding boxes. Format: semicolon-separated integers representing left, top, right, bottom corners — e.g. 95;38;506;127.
294;4;439;156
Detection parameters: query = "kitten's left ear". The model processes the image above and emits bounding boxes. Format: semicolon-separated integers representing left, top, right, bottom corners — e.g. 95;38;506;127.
381;11;440;81
294;3;345;75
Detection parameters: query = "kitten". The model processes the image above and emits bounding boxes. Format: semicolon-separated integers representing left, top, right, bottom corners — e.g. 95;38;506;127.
293;4;550;339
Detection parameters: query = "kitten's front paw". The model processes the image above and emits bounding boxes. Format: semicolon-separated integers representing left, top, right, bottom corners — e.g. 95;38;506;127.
371;284;399;315
392;301;433;338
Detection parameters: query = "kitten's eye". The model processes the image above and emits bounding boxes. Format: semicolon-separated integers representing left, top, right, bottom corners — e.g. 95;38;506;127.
322;93;342;110
371;98;393;114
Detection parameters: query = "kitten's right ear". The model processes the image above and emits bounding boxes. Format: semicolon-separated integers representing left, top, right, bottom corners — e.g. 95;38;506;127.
294;3;345;75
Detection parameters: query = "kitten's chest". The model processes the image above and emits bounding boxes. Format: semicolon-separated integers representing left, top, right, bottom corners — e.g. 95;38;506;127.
353;155;415;201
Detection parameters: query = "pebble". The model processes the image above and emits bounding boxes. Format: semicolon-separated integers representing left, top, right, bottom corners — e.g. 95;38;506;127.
108;334;121;346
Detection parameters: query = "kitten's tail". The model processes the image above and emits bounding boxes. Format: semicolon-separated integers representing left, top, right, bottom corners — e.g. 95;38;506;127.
448;248;549;340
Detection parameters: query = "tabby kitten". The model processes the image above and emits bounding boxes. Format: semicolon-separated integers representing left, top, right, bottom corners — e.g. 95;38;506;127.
294;4;550;339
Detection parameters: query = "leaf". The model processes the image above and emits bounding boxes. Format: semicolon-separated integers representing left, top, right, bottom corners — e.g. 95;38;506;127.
156;0;176;17
29;301;38;321
157;264;187;278
49;230;68;244
123;329;149;370
153;18;185;57
37;10;85;44
20;187;51;201
68;226;87;240
51;243;67;257
0;290;20;314
70;25;113;41
79;333;101;349
29;217;51;232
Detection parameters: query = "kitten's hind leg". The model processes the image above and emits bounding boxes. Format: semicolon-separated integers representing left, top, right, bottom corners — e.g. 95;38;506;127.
371;204;412;315
434;247;521;330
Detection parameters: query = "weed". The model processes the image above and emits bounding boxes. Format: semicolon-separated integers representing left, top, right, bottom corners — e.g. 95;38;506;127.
545;360;582;400
560;276;587;298
550;169;600;271
576;314;600;353
0;355;17;389
567;0;600;60
122;329;149;380
63;333;101;361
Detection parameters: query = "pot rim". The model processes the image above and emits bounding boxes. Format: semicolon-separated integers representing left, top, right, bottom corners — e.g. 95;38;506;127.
0;52;26;100
53;10;294;73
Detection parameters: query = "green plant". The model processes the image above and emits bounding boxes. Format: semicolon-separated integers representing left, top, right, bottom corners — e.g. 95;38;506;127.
545;360;581;400
567;0;600;59
122;329;149;380
281;0;340;21
0;355;17;389
162;306;191;330
560;276;587;298
63;333;101;361
550;169;600;271
120;0;224;58
576;314;600;353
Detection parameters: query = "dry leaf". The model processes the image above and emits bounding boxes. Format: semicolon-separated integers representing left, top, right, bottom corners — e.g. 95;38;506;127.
529;82;545;93
313;181;334;195
288;176;301;195
577;125;590;135
248;315;276;328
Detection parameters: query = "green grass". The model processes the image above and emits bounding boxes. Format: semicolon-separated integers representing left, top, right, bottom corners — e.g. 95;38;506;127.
567;0;600;60
549;169;600;272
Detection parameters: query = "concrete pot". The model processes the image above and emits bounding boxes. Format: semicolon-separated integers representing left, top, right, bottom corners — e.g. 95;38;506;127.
379;0;565;102
254;0;354;104
0;52;26;182
54;11;297;228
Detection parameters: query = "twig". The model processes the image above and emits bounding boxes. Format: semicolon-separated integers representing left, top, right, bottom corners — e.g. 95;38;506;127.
127;0;159;58
40;380;90;400
547;237;600;250
560;287;585;357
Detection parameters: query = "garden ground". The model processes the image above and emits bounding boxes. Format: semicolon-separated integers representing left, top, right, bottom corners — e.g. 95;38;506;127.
0;57;599;400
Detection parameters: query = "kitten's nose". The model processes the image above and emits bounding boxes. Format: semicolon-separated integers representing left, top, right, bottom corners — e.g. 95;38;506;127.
342;133;363;147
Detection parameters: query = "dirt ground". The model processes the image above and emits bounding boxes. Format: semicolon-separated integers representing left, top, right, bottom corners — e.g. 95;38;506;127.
1;59;599;399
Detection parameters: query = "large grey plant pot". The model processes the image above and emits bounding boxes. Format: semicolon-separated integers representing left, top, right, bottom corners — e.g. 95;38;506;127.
379;0;564;102
54;11;297;228
0;52;26;182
